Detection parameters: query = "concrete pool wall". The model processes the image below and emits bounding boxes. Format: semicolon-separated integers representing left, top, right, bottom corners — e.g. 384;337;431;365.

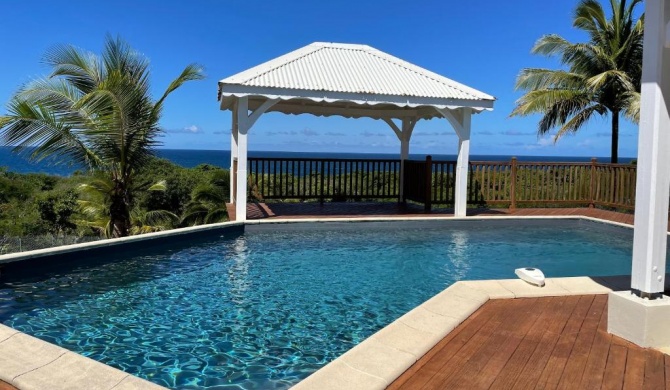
0;215;655;390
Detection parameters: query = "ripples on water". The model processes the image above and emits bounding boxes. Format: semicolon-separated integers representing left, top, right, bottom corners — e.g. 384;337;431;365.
0;220;642;389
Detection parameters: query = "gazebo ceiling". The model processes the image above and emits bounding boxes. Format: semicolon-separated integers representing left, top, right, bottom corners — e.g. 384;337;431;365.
218;42;495;120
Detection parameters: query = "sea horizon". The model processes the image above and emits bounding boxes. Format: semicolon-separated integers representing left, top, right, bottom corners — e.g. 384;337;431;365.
0;146;637;177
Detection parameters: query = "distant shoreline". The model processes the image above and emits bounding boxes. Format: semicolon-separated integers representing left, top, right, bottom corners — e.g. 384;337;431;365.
0;147;636;177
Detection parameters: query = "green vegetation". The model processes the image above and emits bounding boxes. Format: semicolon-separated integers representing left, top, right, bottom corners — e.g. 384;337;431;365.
182;170;231;226
511;0;643;163
0;36;204;237
0;159;230;252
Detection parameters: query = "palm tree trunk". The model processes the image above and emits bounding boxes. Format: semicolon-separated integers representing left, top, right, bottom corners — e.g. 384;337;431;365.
110;184;131;238
611;110;619;164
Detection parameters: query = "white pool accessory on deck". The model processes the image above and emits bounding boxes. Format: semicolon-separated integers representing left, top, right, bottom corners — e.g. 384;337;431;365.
515;267;545;287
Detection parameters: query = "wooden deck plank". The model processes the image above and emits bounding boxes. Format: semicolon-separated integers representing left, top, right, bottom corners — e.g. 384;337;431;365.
0;381;16;390
535;295;596;389
644;350;666;389
442;299;545;389
623;347;647;390
579;300;612;389
556;295;608;389
508;296;583;390
475;297;565;390
602;344;628;390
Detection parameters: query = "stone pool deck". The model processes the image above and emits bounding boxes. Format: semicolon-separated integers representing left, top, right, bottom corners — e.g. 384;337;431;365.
0;323;164;390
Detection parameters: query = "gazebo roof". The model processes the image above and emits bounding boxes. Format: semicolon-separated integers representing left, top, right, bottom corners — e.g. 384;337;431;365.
218;42;495;120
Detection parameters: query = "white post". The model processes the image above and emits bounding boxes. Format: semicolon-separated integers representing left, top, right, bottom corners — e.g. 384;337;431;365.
607;0;670;350
398;118;415;201
631;0;670;295
454;109;471;218
230;103;239;203
235;97;250;221
232;97;279;222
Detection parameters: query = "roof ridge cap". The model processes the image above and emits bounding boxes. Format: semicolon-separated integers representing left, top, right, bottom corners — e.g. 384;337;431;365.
362;46;494;100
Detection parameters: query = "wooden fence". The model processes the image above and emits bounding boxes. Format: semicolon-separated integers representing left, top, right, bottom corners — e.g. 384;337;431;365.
469;158;637;210
247;157;637;210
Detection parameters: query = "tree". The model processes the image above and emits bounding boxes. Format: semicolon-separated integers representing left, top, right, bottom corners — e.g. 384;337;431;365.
181;170;229;226
78;175;178;238
0;36;204;236
511;0;644;163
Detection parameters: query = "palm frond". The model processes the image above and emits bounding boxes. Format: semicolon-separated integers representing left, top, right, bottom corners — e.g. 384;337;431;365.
511;0;643;160
556;104;606;139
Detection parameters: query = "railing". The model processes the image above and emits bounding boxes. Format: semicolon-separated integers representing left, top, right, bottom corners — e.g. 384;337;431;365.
247;156;637;210
248;158;400;201
470;158;637;210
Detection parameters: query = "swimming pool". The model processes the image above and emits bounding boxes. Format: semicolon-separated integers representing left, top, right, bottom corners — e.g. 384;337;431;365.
0;219;656;389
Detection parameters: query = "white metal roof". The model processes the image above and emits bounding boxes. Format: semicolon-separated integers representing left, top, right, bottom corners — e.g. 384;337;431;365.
218;42;495;119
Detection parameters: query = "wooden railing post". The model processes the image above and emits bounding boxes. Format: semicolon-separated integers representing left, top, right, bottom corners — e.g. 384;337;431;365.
589;158;597;208
424;155;432;212
509;157;516;210
320;161;325;204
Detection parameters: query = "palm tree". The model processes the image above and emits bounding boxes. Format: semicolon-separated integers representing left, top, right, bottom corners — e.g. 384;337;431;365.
181;170;229;226
78;176;178;238
511;0;644;163
0;36;204;236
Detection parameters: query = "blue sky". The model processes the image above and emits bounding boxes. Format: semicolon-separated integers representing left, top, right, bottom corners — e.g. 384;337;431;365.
1;0;639;158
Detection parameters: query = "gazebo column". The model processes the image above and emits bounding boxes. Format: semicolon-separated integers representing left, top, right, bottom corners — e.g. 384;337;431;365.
232;96;278;221
608;0;670;349
230;102;239;203
436;108;472;217
454;112;471;217
385;118;416;201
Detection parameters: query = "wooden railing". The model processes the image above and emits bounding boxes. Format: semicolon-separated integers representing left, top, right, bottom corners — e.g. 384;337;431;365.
470;158;637;210
248;157;400;201
247;157;637;210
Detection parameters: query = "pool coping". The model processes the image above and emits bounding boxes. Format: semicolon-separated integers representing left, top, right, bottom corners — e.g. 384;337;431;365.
0;214;649;389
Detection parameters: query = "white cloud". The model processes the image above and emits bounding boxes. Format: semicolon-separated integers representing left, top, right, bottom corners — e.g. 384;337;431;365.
166;125;204;134
577;138;596;148
302;127;319;137
522;134;557;150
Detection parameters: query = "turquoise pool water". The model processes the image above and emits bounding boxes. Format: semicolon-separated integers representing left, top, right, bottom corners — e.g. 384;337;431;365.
0;220;653;389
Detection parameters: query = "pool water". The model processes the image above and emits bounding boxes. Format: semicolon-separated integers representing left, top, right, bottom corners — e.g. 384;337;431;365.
0;220;656;389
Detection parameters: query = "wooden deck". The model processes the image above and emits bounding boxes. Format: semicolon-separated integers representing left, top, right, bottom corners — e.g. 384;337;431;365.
0;380;16;390
226;202;639;226
388;295;669;390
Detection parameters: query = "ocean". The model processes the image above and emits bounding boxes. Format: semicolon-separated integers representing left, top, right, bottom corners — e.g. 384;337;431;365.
0;147;635;176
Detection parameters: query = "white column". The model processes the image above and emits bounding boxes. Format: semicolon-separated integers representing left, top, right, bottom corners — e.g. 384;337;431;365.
608;0;670;351
398;118;415;201
232;97;279;222
630;0;670;295
235;98;250;221
230;104;239;203
454;109;471;218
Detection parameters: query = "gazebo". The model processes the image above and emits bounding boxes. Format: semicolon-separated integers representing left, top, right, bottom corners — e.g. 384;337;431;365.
218;42;495;221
